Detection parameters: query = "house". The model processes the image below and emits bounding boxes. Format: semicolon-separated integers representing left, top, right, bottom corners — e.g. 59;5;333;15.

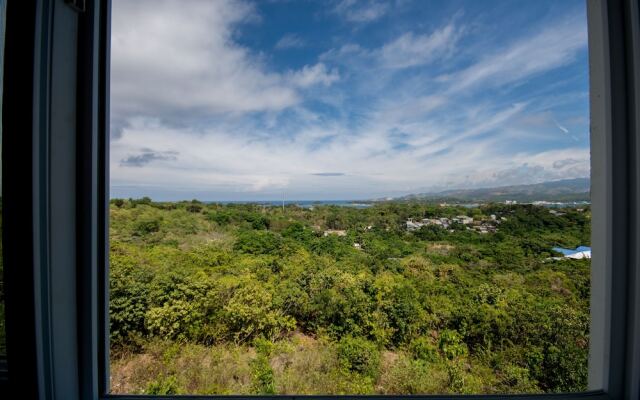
452;215;473;225
552;246;592;259
324;229;347;236
405;219;423;231
406;217;453;231
472;223;497;234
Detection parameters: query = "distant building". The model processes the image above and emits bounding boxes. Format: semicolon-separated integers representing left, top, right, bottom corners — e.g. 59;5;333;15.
324;229;347;236
452;215;473;225
505;200;518;205
472;222;497;234
552;246;592;259
406;217;451;230
406;219;423;231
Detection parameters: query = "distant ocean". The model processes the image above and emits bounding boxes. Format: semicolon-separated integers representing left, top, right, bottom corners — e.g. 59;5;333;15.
207;200;372;209
203;200;589;209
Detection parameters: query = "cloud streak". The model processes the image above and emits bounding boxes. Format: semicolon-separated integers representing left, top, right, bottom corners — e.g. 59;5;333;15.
312;172;346;176
120;149;178;167
333;0;389;23
446;14;587;94
110;0;590;200
275;33;305;49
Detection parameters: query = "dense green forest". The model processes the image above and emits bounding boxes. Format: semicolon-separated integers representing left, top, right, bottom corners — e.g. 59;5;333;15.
109;198;590;395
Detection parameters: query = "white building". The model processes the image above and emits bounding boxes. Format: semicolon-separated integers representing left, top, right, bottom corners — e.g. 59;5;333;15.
453;215;473;225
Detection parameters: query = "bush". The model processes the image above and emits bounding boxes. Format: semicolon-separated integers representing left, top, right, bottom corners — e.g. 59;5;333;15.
245;213;270;230
409;337;439;362
146;375;179;395
133;217;161;236
222;283;296;342
234;231;282;255
112;198;125;208
186;204;202;213
109;255;153;345
337;336;380;378
145;300;205;341
438;330;468;360
207;211;232;225
415;225;446;241
251;355;276;394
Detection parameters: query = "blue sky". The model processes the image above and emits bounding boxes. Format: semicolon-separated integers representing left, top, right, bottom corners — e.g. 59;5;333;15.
110;0;589;201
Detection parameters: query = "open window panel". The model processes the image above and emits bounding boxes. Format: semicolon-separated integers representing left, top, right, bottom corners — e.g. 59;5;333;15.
107;0;596;396
0;0;5;371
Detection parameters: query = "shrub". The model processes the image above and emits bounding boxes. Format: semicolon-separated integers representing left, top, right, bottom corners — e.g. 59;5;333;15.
112;198;125;208
245;213;270;230
109;256;153;345
438;330;468;360
145;300;204;341
207;211;232;225
251;355;276;394
409;337;439;362
223;283;296;342
234;231;282;255
336;336;380;378
186;204;202;213
133;217;161;236
146;375;179;395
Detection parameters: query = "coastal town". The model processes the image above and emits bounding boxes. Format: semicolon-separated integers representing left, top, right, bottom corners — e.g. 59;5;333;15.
405;214;501;234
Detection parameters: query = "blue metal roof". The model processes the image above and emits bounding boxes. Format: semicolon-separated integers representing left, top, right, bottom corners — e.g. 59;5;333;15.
552;246;592;256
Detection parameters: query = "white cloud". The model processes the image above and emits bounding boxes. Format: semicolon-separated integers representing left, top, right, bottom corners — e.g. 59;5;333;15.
334;0;389;23
111;108;590;199
447;14;588;93
111;0;336;124
110;2;590;200
553;119;569;134
275;33;305;49
321;21;462;71
288;63;340;88
377;23;462;69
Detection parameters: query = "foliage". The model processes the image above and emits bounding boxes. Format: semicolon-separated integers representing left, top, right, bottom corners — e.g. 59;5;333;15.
336;336;381;378
146;375;179;395
109;200;591;394
409;337;439;362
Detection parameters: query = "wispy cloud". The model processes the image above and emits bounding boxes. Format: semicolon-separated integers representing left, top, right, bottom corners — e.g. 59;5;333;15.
312;172;346;176
446;14;587;93
321;21;462;71
333;0;389;23
288;63;340;88
120;149;178;167
275;33;305;49
553;118;569;133
376;23;463;69
110;0;590;200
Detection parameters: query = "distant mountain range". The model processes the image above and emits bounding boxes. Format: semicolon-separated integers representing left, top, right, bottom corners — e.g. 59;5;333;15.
392;178;590;203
